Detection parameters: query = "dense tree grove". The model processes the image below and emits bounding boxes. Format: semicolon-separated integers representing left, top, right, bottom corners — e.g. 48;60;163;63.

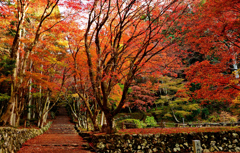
0;0;239;133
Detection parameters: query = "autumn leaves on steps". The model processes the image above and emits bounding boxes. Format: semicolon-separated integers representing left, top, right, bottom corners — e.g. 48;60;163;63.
18;107;93;153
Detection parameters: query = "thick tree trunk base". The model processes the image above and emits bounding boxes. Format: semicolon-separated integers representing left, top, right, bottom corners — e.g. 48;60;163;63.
0;104;14;126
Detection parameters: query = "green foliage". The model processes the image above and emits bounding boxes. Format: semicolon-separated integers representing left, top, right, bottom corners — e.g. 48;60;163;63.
117;119;146;128
0;93;10;117
0;93;10;102
229;117;238;123
151;76;200;121
7;29;16;37
32;92;43;98
0;56;15;77
206;53;220;64
119;84;132;93
200;0;206;5
203;101;228;113
140;15;146;20
189;83;201;92
26;105;35;109
186;108;201;121
208;112;220;122
50;111;56;119
202;108;209;119
145;116;157;127
115;112;146;121
204;111;239;123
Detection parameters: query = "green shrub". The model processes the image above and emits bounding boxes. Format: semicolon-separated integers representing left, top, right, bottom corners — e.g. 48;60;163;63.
202;108;209;119
117;119;146;129
208;112;220;122
0;56;15;77
145;116;157;127
186;108;201;121
50;111;56;119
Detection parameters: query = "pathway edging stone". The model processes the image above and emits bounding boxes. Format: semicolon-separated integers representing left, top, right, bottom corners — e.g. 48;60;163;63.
0;122;52;153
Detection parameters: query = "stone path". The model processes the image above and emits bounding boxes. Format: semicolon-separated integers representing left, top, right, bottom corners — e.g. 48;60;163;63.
18;107;93;153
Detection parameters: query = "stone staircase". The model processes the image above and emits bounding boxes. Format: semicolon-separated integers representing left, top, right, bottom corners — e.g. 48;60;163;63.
18;107;93;153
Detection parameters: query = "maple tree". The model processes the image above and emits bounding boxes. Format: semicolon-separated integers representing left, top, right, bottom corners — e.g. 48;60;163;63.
63;20;102;131
125;80;158;112
64;93;89;129
31;36;68;127
80;0;192;133
153;76;200;122
0;0;68;126
182;0;240;105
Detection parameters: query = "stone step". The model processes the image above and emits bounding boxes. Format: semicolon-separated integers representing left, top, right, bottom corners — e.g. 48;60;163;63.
18;107;94;153
22;144;80;147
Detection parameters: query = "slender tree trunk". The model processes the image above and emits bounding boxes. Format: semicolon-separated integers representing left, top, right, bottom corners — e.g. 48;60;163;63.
171;107;180;123
37;112;42;127
86;111;88;131
39;114;45;128
37;65;43;127
15;112;21;127
28;79;32;120
38;90;51;128
100;111;106;126
233;52;239;79
92;116;99;131
32;98;36;119
28;59;33;120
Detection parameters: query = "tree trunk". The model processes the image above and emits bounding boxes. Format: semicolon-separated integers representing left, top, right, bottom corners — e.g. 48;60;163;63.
14;89;25;127
15;113;21;127
38;90;51;128
86;111;88;131
100;111;106;126
92;116;99;131
37;111;42;127
105;113;113;134
233;52;239;78
32;98;36;119
38;111;49;128
1;43;20;126
1;97;14;125
28;61;33;120
171;107;180;123
39;115;45;128
0;1;29;126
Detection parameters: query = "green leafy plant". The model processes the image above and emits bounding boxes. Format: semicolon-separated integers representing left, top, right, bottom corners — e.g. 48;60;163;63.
117;119;146;129
0;93;10;102
208;114;220;122
202;108;209;119
0;56;15;77
145;116;157;127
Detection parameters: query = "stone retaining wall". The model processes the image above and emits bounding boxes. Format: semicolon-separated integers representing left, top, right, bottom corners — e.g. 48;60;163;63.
0;122;52;153
88;130;240;152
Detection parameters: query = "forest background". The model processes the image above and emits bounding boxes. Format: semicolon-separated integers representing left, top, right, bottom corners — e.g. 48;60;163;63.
0;0;239;133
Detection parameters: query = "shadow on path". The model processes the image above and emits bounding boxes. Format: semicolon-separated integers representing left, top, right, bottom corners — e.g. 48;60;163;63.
18;107;93;153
